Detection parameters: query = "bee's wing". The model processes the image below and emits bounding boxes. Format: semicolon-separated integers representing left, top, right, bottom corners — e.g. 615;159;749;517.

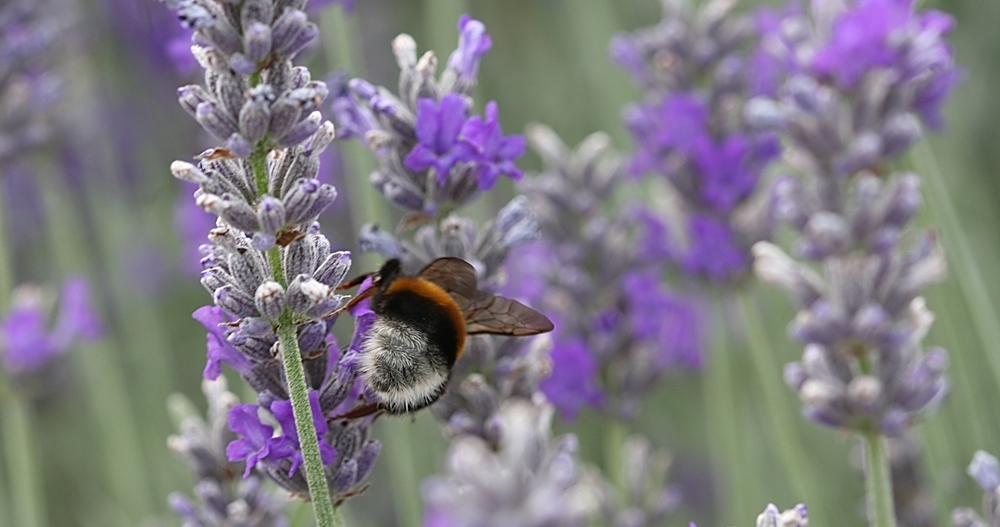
463;291;554;336
418;257;554;335
417;257;480;310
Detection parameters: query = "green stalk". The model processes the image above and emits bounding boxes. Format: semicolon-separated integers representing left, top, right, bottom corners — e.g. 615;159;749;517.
704;295;749;525
276;321;338;527
0;392;45;527
862;432;896;527
737;291;823;520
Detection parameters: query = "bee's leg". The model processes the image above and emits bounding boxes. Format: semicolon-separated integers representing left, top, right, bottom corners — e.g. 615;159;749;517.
336;272;376;291
323;285;377;320
331;402;384;421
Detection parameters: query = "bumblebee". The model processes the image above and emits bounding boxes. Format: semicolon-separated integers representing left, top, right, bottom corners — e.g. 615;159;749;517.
336;257;553;415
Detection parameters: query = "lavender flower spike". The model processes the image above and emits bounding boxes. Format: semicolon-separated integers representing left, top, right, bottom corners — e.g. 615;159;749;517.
167;377;289;527
614;0;782;285
422;396;601;527
330;15;525;214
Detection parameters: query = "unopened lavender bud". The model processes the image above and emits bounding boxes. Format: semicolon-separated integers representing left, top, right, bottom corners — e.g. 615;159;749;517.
290;66;311;89
879;409;909;437
752;241;823;308
215;285;258;318
278;112;323;147
255;281;286;321
800;212;851;259
757;504;781;527
359;224;405;259
293;182;337;224
227;250;267;294
229;53;256;75
268;99;303;139
219;195;262;233
801;378;844;408
240;0;273;29
307;121;336;154
784;362;808;391
745;97;785;130
252;232;277;251
847;375;882;415
283;236;318;280
171;160;209;184
285;275;332;316
282;179;322;224
281;22;318;58
390;35;417;71
852;303;890;342
196;101;239;141
226;133;253;158
296;320;326;354
496;196;539;247
331;459;358;494
882;114;923;157
175;3;214;29
239;97;271;144
178;85;211;117
256;195;286;234
314;251;351;287
236;317;273;339
289;84;330;113
785;76;822;113
883;174;922;228
279;154;320;196
837;132;883;175
271;10;309;55
355;441;381;483
969;451;1000;492
200;15;243;54
196;192;225;216
191;45;227;72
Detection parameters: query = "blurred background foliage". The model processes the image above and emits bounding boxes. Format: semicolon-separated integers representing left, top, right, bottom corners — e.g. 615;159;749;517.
1;0;999;526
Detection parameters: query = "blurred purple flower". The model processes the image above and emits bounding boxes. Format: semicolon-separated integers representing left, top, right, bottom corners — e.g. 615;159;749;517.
404;94;474;184
461;101;525;189
810;0;959;129
174;181;216;276
623;270;703;370
681;215;749;283
695;133;779;213
1;278;102;374
540;334;605;420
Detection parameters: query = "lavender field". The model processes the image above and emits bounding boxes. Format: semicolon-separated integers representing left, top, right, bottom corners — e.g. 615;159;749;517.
1;0;998;526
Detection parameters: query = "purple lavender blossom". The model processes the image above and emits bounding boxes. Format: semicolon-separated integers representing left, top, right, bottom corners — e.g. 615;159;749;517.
462;101;525;190
751;0;956;438
0;0;67;164
539;332;604;421
403;94;474;184
1;278;102;375
169;377;289;526
330;15;525;214
160;0;380;506
615;0;782;285
516;125;705;420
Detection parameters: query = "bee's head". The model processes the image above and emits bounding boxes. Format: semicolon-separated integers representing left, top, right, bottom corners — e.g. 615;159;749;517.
376;258;403;289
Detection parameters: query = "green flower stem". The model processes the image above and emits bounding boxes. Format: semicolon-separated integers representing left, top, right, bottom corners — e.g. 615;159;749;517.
704;295;749;525
276;320;338;527
738;291;824;520
0;390;45;527
862;432;896;527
